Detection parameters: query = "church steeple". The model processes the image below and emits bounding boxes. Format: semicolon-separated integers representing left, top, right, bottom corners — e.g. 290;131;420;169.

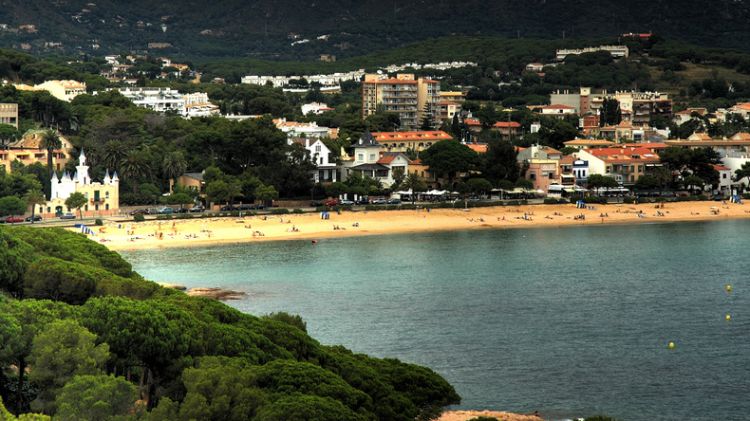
75;149;90;185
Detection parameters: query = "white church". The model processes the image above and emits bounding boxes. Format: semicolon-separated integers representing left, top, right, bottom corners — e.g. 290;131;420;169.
41;150;121;217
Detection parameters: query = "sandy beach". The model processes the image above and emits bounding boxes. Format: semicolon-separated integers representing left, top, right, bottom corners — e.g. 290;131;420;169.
437;410;543;421
93;201;750;251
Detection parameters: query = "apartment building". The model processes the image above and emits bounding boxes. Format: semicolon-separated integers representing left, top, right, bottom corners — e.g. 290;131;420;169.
550;88;672;124
361;73;440;131
0;103;18;128
555;45;629;61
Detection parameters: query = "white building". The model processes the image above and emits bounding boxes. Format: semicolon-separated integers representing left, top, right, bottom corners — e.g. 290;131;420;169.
342;132;410;188
301;102;333;115
115;87;185;114
184;92;220;117
45;150;120;216
275;118;331;139
13;80;87;102
293;138;339;183
556;45;629;61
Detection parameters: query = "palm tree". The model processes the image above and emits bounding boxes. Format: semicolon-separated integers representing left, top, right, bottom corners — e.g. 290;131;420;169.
162;151;187;193
101;141;127;172
120;150;151;194
39;129;62;178
23;189;46;224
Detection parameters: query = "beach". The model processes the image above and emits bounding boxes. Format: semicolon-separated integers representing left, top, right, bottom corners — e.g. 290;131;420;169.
96;201;749;251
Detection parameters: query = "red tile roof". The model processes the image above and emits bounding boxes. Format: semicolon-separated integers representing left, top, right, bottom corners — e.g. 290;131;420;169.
371;131;453;142
493;121;521;128
466;143;488;153
713;164;731;171
588;147;660;163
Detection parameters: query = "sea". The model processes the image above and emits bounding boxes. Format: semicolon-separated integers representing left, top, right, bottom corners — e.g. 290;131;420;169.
120;220;750;421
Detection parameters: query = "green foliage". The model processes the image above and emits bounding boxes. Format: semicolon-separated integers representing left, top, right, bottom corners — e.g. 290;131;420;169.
64;193;86;219
28;320;109;413
420;141;479;182
586;174;619;190
0;227;461;419
55;375;137;421
134;213;145;222
0;196;27;217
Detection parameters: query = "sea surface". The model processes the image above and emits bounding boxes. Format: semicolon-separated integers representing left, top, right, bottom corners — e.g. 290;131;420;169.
120;221;750;421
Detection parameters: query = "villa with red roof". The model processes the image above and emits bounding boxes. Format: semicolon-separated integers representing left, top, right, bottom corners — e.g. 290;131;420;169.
464;117;521;140
576;146;661;185
371;130;453;152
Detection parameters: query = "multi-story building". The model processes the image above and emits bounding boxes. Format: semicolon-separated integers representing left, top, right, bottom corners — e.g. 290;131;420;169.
0;130;72;173
14;80;86;102
183;92;220;117
517;145;563;192
361;73;440;131
341;132;411;187
550;88;672;124
437;101;461;122
291;138;339;183
577;146;660;185
371;130;453;152
115;87;185;114
0;103;18;128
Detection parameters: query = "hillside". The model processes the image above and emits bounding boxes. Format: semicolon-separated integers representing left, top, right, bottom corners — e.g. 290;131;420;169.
0;226;460;419
0;0;749;58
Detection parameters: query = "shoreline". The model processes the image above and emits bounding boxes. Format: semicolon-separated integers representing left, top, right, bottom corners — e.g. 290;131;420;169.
91;201;750;251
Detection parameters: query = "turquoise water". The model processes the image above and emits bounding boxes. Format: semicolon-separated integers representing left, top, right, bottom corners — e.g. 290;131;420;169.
121;221;750;421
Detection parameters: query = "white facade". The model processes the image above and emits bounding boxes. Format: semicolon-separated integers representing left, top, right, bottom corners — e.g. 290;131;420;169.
116;87;185;113
301;102;332;115
276;118;331;139
556;45;629;61
298;138;338;183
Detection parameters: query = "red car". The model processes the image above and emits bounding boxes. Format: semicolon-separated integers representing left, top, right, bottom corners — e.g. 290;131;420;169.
4;216;24;223
323;198;339;207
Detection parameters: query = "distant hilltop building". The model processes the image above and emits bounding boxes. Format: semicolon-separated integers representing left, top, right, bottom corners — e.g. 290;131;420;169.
110;87;219;118
361;73;440;131
13;80;86;102
556;45;629;61
43;149;119;217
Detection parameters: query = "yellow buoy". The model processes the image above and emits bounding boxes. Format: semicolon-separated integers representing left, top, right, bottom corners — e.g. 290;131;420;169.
668;341;676;350
725;284;733;293
726;314;732;321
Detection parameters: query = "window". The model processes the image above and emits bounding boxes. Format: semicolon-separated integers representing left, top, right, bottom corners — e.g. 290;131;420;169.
315;145;321;152
723;173;728;179
369;154;376;161
358;154;364;161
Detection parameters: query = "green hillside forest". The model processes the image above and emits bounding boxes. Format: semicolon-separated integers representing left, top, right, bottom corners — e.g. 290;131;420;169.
0;227;460;420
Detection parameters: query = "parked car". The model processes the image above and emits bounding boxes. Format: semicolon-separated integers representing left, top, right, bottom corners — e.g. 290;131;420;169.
355;198;370;205
25;215;43;222
156;207;174;214
59;213;76;219
3;216;24;223
310;200;325;207
387;198;402;205
340;199;355;205
220;205;237;211
323;198;339;207
189;205;205;213
129;208;149;216
371;198;387;205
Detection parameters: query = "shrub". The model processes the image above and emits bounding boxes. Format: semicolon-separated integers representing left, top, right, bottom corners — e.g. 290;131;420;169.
133;214;145;222
269;208;290;215
94;219;103;226
292;209;304;214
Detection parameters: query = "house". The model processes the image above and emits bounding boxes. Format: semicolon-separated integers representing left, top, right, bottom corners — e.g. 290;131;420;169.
292;138;339;183
533;104;576;118
517;145;563;192
713;164;734;196
275;119;331;139
0;130;73;173
177;172;205;195
491;121;521;140
184;92;220;117
14;80;86;102
556;45;629;61
437;101;462;122
563;138;616;150
728;103;750;119
371;130;453;152
114;87;185;114
43;150;119;217
673;108;708;126
577;147;661;185
301;102;334;115
665;134;750;175
342;133;410;187
525;63;545;73
438;91;466;103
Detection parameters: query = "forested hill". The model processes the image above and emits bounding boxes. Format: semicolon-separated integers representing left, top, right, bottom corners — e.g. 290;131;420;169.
0;0;749;58
0;227;460;419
